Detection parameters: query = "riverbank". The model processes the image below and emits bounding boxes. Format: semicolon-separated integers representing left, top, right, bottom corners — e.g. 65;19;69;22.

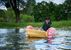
0;20;71;28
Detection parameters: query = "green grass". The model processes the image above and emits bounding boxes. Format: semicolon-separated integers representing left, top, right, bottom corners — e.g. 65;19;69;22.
52;20;71;28
0;22;19;28
0;20;71;28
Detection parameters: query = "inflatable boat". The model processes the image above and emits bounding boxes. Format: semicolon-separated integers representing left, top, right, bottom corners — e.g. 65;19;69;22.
26;29;48;38
25;25;56;38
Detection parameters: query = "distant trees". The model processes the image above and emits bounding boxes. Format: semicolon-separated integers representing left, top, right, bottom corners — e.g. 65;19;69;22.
63;0;71;20
33;1;57;22
33;0;71;22
0;0;71;22
33;1;48;22
26;0;36;15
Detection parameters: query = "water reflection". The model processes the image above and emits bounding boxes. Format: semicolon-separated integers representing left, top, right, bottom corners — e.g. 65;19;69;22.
0;28;71;50
27;29;71;50
0;28;27;50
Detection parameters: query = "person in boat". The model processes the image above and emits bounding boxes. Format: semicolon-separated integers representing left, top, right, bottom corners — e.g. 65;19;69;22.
42;17;52;31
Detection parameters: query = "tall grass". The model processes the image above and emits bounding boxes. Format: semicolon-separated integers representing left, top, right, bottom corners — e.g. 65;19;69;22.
52;20;71;28
0;20;71;28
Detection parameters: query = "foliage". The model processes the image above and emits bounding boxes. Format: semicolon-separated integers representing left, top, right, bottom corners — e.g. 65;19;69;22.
33;1;49;22
33;1;59;22
26;0;36;15
63;0;71;20
20;14;34;22
0;10;6;22
33;0;71;22
5;8;15;22
0;0;71;22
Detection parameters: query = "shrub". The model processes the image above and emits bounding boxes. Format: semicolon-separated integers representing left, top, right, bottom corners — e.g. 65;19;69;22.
20;14;34;22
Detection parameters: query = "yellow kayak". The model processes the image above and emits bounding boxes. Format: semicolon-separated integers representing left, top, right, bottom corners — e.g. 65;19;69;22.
26;29;48;38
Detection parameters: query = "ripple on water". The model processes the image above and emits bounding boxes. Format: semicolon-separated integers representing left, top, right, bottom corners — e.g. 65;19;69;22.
0;28;71;50
28;29;71;50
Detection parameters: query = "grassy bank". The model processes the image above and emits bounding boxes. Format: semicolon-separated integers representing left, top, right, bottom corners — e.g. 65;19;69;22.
19;20;71;28
52;20;71;28
0;20;71;28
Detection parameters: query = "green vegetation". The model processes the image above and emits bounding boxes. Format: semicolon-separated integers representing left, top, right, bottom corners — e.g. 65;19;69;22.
0;0;71;28
20;14;34;22
0;20;71;28
52;20;71;28
0;22;19;28
1;0;71;23
0;0;71;50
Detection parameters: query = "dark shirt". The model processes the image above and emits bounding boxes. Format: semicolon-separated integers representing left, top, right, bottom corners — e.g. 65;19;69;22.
42;20;52;31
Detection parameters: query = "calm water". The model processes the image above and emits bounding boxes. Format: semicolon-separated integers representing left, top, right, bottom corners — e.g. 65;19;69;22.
0;28;71;50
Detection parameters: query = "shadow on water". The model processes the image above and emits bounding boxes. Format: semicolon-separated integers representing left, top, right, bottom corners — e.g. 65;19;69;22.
0;28;71;50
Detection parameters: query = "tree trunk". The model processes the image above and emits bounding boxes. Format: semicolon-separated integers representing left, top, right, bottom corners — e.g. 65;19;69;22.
10;0;20;50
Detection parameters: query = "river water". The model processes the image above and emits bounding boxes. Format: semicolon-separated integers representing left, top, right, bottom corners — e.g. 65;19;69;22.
0;28;71;50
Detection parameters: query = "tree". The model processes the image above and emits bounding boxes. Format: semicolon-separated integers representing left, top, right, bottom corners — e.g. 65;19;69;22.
10;0;20;23
26;0;36;15
1;0;24;50
63;0;71;20
48;2;56;21
33;1;49;22
7;0;20;50
1;0;20;22
33;1;56;22
0;10;6;22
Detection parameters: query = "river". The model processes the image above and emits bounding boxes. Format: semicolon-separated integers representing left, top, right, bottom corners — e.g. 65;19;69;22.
0;28;71;50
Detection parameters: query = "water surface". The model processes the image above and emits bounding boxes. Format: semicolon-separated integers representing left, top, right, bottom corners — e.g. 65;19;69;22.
0;28;71;50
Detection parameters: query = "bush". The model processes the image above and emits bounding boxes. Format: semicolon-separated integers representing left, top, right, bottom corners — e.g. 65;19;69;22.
5;8;15;22
20;14;34;22
0;10;6;22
